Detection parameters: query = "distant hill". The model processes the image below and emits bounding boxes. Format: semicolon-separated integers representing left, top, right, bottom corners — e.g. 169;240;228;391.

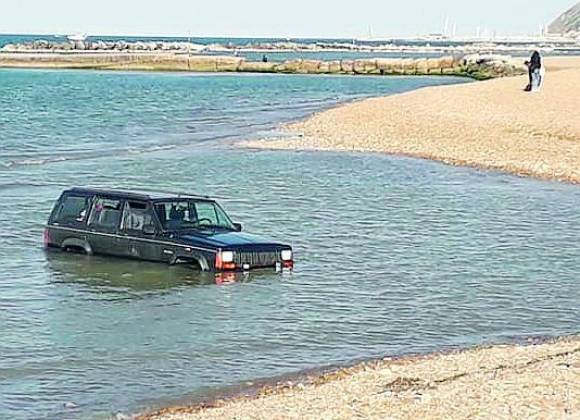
548;2;580;34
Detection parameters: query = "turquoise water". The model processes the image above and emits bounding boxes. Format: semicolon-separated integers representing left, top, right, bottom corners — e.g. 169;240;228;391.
1;69;579;419
0;69;464;168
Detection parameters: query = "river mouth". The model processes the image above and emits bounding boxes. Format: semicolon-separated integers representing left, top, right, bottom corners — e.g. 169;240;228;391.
1;69;579;420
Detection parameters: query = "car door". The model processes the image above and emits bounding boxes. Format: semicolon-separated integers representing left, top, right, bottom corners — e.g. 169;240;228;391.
120;200;163;262
86;196;125;256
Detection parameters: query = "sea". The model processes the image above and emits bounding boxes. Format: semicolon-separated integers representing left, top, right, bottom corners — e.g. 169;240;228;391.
0;41;579;419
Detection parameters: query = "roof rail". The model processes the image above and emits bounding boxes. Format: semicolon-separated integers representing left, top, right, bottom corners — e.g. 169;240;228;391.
129;187;213;199
81;185;215;199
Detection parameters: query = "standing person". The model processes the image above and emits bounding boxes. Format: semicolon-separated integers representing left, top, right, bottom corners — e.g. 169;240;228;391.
524;51;544;92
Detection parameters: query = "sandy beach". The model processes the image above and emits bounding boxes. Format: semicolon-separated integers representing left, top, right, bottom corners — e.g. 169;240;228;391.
247;57;580;183
144;337;580;419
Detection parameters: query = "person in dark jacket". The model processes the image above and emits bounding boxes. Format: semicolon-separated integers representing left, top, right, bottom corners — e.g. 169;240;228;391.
524;51;543;92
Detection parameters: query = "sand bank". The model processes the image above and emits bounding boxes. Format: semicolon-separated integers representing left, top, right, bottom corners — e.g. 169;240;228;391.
143;337;579;419
247;57;580;183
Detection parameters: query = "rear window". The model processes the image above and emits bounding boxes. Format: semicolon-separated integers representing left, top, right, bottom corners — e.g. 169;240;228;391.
88;198;123;229
54;194;91;224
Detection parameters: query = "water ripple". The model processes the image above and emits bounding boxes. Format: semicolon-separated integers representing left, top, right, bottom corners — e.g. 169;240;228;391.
1;70;579;419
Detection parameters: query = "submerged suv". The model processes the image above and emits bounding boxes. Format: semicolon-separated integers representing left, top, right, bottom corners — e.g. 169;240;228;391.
44;187;294;272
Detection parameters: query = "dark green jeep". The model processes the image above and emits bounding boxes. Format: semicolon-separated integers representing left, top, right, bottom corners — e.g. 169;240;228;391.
44;187;294;272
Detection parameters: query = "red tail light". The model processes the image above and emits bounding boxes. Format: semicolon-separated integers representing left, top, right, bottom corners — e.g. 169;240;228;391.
283;260;294;269
215;251;236;271
215;251;223;270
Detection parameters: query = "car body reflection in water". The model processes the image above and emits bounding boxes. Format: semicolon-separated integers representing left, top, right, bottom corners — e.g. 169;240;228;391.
44;250;272;297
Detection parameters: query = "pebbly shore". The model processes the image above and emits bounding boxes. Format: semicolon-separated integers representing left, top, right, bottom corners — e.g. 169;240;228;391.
247;57;580;183
142;337;580;419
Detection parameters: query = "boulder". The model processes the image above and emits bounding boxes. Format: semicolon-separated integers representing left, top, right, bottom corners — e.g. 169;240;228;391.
340;60;355;73
277;59;303;73
375;58;405;74
239;61;276;73
328;60;342;73
354;59;379;74
401;58;417;73
215;57;244;71
1;44;17;51
439;55;457;69
415;59;429;74
187;56;219;72
425;58;444;72
301;60;322;73
317;61;331;73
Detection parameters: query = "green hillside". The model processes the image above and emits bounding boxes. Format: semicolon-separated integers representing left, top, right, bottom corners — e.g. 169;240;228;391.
549;2;580;34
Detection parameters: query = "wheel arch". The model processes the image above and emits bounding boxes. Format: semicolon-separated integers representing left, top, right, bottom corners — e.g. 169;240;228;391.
170;251;211;272
61;237;93;255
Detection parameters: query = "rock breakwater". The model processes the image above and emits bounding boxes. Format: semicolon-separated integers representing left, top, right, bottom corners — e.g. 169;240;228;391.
0;52;525;79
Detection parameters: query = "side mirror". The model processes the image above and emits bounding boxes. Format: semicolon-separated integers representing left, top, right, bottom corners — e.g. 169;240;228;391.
233;223;243;232
143;224;156;236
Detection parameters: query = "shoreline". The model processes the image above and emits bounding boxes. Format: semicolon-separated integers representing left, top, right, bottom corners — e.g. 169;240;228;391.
246;57;580;184
141;335;580;419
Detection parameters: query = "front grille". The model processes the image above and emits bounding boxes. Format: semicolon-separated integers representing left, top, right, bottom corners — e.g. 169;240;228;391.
234;251;281;268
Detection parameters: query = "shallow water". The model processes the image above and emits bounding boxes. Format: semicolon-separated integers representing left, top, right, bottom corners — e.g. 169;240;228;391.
0;69;579;420
0;69;465;169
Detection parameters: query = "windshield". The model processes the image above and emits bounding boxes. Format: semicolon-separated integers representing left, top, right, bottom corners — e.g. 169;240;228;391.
154;199;235;231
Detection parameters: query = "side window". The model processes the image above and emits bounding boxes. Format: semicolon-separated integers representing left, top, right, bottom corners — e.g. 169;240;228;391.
54;194;91;225
158;201;197;229
195;202;218;224
88;197;122;230
122;202;154;233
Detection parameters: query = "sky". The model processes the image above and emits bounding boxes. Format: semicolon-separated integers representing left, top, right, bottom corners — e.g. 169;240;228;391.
0;0;576;38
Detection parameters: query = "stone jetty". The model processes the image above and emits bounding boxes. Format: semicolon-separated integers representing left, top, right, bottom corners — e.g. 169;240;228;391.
0;51;526;79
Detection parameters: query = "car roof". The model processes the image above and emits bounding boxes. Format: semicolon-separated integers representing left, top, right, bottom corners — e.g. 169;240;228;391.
66;187;214;201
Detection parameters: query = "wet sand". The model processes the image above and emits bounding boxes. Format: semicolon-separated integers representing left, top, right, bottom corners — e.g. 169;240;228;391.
247;57;580;184
144;337;580;419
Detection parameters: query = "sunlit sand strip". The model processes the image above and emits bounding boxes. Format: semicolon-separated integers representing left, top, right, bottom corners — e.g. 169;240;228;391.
143;337;579;419
246;57;580;184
